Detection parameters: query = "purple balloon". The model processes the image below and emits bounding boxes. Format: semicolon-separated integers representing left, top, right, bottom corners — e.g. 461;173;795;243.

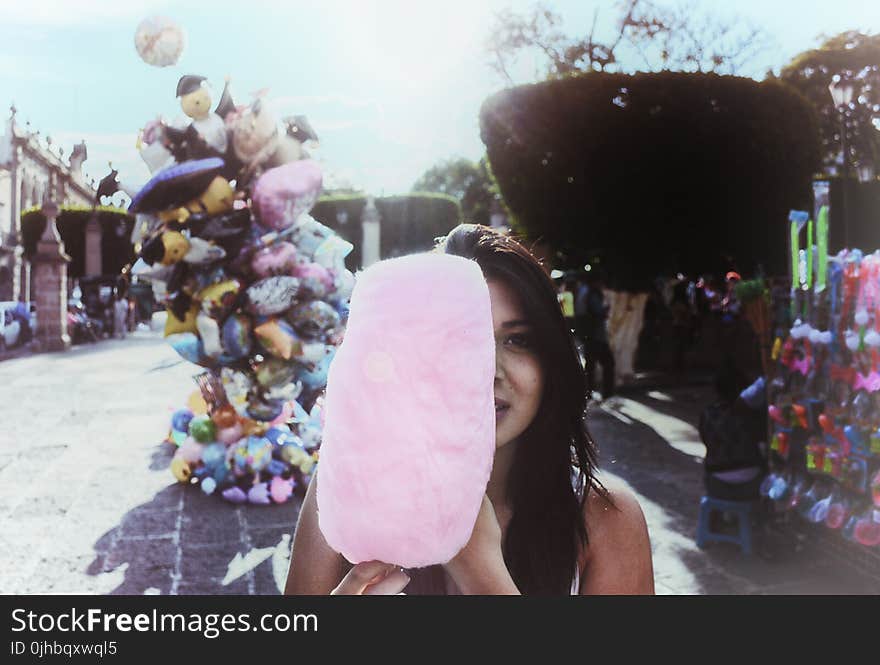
221;486;248;504
252;160;323;231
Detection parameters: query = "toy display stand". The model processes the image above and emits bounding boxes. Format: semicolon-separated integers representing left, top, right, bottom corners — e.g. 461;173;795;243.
762;243;880;549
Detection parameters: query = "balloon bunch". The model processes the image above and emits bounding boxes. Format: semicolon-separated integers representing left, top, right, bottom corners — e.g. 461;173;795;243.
128;37;354;503
765;249;880;547
165;376;322;504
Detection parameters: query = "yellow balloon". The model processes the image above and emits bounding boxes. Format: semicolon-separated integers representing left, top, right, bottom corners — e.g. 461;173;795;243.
186;390;209;415
158;206;190;224
161;231;190;265
241;418;268;437
254;319;301;360
190;176;235;216
197;279;241;317
159;176;236;225
170;455;192;483
164;303;200;336
771;337;782;361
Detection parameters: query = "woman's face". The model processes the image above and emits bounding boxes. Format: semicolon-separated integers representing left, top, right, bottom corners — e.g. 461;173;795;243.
488;278;544;449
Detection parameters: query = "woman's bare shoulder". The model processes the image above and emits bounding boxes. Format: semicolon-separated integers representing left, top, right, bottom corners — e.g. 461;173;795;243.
579;475;655;595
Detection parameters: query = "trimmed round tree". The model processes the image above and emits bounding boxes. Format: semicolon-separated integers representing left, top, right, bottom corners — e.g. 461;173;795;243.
480;72;821;288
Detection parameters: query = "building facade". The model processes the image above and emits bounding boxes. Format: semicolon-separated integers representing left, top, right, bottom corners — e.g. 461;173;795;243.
0;105;94;302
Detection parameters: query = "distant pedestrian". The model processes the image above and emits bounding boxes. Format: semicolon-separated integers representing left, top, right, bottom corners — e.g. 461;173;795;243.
113;294;128;339
670;280;693;378
583;271;615;400
558;278;575;329
574;277;590;345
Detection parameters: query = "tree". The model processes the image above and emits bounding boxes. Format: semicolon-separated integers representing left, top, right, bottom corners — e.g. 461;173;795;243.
479;72;820;288
486;0;771;85
779;31;880;174
411;156;501;226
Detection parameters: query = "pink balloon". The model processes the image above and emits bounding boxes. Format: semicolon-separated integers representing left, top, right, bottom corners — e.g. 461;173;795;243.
270;402;295;427
768;405;784;424
253;160;323;231
270;476;295;503
293;262;334;298
216;423;244;445
251;242;300;278
179;437;205;464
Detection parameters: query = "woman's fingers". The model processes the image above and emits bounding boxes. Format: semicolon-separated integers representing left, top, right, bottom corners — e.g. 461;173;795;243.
330;561;398;595
362;568;411;595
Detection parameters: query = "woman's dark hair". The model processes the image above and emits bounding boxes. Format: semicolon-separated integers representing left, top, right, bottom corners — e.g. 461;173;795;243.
431;223;608;594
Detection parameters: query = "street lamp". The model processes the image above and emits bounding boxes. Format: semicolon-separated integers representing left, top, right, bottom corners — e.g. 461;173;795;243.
829;74;855;248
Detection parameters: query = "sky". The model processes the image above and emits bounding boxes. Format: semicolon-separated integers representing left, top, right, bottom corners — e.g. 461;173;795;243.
0;0;877;198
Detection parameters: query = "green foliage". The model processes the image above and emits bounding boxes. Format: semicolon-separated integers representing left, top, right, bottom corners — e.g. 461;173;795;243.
411;156;501;226
20;205;135;277
779;31;880;173
311;193;461;268
735;278;768;304
480;71;821;288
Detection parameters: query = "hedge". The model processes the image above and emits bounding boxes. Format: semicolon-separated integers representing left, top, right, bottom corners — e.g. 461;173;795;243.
311;193;461;269
20;205;135;278
479;71;821;288
20;193;461;279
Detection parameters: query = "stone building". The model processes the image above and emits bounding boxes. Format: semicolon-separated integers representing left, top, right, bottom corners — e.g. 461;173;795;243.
0;105;95;302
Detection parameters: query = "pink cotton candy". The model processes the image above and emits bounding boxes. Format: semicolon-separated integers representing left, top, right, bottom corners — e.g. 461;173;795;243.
317;252;496;568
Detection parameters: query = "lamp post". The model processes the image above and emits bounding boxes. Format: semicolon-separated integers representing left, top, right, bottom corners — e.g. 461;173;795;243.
828;74;855;248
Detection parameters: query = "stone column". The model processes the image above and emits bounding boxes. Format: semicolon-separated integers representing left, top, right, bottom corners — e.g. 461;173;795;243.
85;213;102;276
30;201;70;352
11;245;24;301
361;195;381;268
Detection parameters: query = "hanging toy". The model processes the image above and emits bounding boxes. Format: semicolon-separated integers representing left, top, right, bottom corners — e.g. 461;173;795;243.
173;74;234;154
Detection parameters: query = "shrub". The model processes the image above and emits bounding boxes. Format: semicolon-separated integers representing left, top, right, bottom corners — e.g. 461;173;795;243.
20;205;135;277
480;71;821;288
311;193;461;268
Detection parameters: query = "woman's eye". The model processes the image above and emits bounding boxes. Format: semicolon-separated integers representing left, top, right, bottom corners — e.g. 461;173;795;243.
504;333;531;348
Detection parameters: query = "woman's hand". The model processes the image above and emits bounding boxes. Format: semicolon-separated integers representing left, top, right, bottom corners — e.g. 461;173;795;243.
330;561;410;595
442;495;519;594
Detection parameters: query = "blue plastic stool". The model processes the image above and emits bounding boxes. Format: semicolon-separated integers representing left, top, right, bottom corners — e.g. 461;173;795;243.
696;496;753;555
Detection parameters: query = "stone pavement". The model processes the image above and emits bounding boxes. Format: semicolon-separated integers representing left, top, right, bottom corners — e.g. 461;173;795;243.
590;390;880;594
1;329;878;595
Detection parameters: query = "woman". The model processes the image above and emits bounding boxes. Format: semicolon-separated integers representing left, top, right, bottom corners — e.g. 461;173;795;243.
284;224;653;595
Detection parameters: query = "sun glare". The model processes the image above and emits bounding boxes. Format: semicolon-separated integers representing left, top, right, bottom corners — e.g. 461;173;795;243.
341;2;489;92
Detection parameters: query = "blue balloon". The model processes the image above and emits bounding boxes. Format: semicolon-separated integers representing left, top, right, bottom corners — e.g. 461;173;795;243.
166;332;207;365
212;463;231;485
169;428;187;446
298;347;336;390
171;408;194;433
264;426;302;448
266;459;289;477
201;442;227;468
221;314;253;359
844;425;864;448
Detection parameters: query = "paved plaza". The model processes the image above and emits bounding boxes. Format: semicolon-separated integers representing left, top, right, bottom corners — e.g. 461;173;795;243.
0;329;878;595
